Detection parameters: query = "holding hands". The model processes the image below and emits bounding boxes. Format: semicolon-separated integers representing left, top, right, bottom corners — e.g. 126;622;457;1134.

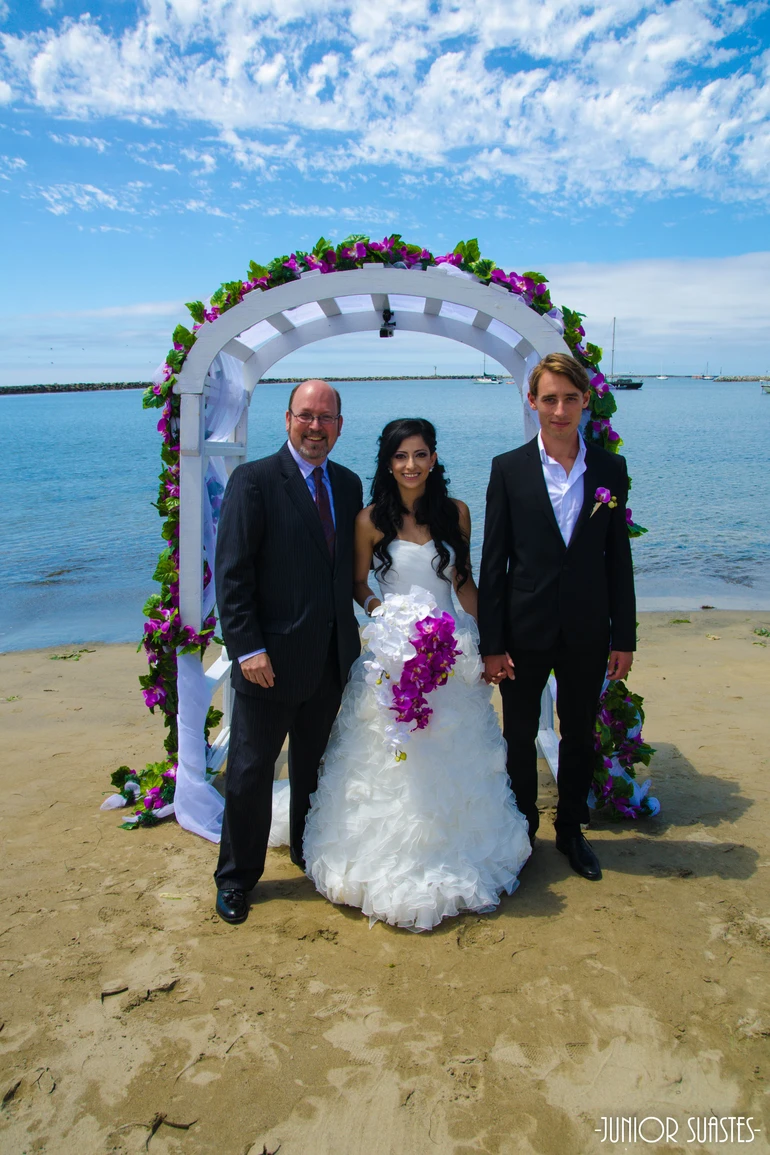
483;653;515;684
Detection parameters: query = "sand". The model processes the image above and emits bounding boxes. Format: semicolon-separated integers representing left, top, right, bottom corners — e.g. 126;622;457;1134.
1;610;769;1155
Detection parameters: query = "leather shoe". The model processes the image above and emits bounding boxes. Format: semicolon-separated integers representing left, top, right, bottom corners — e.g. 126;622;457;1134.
524;812;539;846
555;833;602;881
216;888;249;924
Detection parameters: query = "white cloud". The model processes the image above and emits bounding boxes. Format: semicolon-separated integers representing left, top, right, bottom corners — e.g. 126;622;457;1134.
237;198;403;224
12;299;184;320
0;78;11;103
36;181;140;214
181;146;216;173
0;153;25;180
539;251;770;372
0;1;768;203
49;132;108;151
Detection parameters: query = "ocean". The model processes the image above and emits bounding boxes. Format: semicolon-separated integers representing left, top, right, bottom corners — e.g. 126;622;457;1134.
2;377;769;652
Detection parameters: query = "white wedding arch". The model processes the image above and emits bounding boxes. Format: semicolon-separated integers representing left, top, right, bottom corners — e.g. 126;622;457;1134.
170;263;568;840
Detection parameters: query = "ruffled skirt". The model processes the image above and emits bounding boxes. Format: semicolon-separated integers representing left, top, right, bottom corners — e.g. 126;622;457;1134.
301;614;531;931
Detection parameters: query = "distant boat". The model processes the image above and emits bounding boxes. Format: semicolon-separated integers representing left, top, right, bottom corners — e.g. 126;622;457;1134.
762;383;770;394
610;376;644;390
656;376;668;380
474;355;501;383
606;318;643;389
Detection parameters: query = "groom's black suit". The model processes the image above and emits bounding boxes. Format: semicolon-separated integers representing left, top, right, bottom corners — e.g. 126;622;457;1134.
214;443;363;890
479;436;636;837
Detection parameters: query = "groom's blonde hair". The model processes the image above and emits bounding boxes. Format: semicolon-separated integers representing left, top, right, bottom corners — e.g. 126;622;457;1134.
529;353;591;397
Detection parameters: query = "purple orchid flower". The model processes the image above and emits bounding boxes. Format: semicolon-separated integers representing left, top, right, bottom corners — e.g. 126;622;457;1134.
142;686;167;709
595;488;612;504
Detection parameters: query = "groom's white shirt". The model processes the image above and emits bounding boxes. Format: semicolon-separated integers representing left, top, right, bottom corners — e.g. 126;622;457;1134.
537;430;586;546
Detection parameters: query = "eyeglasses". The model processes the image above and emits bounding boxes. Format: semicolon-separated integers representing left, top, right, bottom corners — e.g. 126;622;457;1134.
289;410;341;426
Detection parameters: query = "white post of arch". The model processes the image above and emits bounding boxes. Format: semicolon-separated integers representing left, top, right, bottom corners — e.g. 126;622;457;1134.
173;265;570;837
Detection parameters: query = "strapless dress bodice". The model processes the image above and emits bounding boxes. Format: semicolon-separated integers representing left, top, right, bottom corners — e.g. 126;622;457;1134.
376;539;456;615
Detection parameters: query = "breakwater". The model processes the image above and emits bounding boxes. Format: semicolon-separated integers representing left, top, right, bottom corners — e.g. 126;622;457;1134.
1;382;150;395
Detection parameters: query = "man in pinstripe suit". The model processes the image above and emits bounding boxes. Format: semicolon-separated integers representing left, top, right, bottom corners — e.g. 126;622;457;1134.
213;379;363;923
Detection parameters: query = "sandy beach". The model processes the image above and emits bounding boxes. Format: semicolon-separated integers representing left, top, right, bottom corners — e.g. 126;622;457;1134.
1;610;769;1154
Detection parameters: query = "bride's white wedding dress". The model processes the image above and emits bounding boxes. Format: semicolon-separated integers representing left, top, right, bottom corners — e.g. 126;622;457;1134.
300;539;532;931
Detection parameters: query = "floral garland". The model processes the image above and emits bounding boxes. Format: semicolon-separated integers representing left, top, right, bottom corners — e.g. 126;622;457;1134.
592;680;659;819
116;232;653;825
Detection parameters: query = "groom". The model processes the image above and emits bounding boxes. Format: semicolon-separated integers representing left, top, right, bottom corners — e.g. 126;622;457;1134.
479;353;636;881
213;379;363;923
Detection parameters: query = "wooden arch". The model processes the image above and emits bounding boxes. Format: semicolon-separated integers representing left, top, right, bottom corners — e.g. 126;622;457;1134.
174;263;570;634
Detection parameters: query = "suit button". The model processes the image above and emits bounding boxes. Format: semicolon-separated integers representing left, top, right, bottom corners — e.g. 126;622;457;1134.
327;621;334;628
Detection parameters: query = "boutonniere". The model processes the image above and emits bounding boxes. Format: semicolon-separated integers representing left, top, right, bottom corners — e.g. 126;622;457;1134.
591;487;618;517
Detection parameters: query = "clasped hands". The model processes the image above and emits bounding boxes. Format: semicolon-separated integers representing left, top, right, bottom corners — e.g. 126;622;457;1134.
242;647;632;691
482;650;634;685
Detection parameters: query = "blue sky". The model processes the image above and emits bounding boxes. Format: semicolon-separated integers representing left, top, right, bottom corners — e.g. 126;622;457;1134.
1;0;769;384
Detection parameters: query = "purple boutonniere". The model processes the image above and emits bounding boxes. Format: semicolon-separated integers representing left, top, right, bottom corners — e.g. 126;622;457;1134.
591;487;618;517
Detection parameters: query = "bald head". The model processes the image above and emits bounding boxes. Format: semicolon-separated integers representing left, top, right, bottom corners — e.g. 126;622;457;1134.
288;379;342;414
286;379;343;464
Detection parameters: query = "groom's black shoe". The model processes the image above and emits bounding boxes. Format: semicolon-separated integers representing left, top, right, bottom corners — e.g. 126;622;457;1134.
216;888;249;924
555;833;602;881
524;812;539;849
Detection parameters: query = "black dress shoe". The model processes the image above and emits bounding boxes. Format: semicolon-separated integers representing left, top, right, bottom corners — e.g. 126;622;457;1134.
216;888;249;924
524;812;539;846
555;833;602;881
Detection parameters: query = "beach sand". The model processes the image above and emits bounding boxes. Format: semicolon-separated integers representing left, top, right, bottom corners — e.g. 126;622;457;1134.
1;611;769;1154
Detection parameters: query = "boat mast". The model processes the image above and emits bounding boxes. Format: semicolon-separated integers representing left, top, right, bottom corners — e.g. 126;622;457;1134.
610;317;616;378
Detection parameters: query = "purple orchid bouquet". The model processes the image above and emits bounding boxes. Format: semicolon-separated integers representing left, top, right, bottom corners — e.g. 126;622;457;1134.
391;612;462;734
363;588;467;760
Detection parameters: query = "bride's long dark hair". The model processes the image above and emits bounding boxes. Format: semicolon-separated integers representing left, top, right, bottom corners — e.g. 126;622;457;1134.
370;418;470;589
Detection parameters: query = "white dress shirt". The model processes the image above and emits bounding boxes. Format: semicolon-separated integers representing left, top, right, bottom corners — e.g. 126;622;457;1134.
239;441;335;664
537;431;586;546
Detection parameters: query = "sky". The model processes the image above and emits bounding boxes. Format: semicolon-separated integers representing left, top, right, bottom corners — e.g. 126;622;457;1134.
1;0;769;384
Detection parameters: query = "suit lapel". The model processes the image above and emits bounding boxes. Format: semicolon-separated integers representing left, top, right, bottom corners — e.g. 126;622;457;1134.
567;443;602;549
278;444;332;568
524;438;565;548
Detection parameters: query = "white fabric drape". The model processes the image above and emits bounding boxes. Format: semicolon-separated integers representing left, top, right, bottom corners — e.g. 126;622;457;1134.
174;351;248;843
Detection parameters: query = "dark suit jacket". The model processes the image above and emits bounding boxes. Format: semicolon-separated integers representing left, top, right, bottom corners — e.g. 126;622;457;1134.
478;437;636;655
215;443;363;702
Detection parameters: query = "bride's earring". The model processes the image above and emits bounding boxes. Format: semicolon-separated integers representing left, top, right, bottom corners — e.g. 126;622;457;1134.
429;467;434;472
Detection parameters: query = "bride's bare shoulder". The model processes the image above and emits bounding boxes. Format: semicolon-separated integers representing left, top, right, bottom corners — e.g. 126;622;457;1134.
451;498;471;532
356;504;383;544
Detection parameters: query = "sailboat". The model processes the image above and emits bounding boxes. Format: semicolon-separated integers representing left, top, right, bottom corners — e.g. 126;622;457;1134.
474;355;500;383
606;318;643;389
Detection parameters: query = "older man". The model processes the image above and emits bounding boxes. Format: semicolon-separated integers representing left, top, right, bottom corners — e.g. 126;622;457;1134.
213;380;363;923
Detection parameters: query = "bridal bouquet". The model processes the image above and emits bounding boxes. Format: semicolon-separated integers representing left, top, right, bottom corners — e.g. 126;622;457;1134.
363;586;468;759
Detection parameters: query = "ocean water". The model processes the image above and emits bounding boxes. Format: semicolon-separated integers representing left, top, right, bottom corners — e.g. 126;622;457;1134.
2;378;769;652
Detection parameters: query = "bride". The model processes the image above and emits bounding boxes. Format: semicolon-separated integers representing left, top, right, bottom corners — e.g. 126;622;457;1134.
301;418;531;931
